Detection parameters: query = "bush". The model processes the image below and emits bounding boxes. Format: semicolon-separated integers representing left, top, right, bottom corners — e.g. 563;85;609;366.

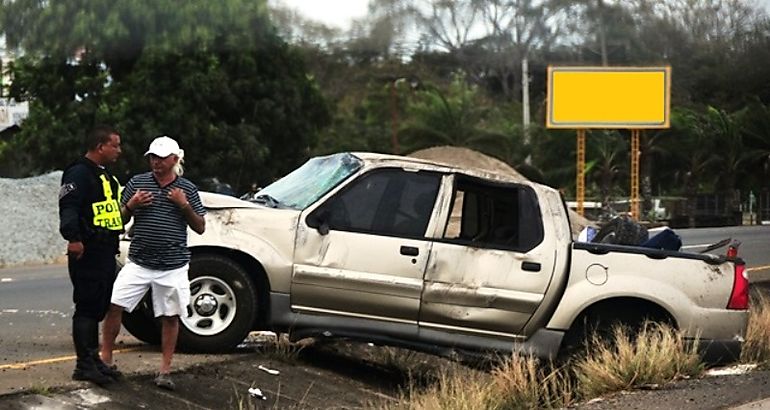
573;322;703;397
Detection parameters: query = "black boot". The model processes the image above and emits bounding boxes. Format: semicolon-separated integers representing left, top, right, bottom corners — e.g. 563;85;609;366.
91;349;122;381
72;317;113;386
86;319;122;381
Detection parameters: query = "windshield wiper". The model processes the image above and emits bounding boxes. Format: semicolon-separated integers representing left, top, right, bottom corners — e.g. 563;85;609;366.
254;194;281;208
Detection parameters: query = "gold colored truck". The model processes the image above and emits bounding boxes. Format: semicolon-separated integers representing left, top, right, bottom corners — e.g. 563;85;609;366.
119;152;748;363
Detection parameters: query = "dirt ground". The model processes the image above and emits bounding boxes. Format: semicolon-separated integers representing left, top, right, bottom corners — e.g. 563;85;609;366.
0;341;435;409
3;337;770;409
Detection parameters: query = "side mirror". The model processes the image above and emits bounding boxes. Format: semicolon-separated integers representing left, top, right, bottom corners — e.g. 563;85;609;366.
307;208;331;236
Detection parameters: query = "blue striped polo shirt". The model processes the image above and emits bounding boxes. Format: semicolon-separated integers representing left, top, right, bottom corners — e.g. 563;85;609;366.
121;172;206;270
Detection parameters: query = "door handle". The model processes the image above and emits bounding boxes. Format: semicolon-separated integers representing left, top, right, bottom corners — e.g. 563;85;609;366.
521;261;541;272
400;246;419;256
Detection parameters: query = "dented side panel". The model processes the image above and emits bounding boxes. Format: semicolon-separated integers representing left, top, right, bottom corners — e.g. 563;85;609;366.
186;206;300;293
419;180;572;337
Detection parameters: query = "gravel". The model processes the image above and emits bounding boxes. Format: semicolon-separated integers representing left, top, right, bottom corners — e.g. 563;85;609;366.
0;171;67;267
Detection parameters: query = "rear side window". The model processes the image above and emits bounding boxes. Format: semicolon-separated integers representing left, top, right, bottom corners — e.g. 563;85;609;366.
320;169;441;238
443;176;543;252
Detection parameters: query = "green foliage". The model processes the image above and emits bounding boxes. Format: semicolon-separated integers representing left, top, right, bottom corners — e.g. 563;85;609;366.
0;0;330;192
398;72;523;162
3;0;770;206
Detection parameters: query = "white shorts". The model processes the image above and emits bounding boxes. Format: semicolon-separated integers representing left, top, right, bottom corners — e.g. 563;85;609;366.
111;259;190;317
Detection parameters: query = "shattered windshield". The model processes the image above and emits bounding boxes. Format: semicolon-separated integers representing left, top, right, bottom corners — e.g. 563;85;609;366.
251;153;363;210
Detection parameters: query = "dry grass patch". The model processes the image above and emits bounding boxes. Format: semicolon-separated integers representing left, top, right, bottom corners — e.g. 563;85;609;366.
385;364;501;410
491;356;575;409
374;356;573;410
370;323;709;409
574;322;703;398
742;293;770;365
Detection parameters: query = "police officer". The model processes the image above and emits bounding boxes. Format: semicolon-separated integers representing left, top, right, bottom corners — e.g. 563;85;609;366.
58;125;124;386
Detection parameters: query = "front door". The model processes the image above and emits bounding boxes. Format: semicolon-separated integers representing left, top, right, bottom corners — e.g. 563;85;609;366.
292;168;442;324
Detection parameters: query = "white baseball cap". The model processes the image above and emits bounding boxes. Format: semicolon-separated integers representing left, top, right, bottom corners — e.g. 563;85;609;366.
144;136;181;158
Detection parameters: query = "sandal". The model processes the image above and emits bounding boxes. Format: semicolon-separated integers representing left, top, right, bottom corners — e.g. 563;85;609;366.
154;373;175;391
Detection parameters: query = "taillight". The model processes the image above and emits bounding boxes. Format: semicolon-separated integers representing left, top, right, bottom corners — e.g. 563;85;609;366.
727;262;749;310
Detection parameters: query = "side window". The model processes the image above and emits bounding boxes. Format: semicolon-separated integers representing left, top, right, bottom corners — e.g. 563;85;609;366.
320;169;440;237
442;177;544;252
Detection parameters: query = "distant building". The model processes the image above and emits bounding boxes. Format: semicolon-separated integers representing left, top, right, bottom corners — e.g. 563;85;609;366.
0;35;28;132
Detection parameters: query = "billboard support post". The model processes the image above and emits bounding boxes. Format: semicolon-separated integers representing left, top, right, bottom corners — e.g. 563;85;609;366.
630;129;641;219
576;129;586;216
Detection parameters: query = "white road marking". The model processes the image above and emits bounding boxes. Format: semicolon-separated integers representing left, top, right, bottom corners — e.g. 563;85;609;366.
1;278;12;282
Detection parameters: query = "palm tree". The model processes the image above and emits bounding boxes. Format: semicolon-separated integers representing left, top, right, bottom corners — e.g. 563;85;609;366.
399;72;512;155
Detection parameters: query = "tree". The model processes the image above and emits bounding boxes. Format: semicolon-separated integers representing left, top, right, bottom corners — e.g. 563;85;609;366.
398;72;510;155
0;0;330;190
475;0;561;100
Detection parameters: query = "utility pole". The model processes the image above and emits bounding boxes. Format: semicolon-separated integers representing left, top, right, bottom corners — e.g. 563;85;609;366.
390;81;399;155
522;57;531;164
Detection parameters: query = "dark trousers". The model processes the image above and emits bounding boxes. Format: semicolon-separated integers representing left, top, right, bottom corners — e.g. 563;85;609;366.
68;245;117;321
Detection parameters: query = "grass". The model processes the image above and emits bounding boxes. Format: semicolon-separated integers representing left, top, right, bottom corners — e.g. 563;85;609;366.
385;364;501;410
742;293;770;365
27;382;52;396
373;322;705;410
573;322;703;398
253;332;314;362
491;356;575;409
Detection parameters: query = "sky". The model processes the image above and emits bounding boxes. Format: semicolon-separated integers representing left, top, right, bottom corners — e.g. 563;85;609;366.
271;0;369;30
273;0;770;31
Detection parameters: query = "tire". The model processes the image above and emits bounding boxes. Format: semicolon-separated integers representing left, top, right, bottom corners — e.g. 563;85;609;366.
592;216;648;245
121;292;162;345
115;260;162;345
177;255;258;352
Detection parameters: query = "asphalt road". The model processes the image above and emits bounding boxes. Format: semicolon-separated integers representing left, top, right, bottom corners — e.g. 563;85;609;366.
676;225;770;278
0;225;769;407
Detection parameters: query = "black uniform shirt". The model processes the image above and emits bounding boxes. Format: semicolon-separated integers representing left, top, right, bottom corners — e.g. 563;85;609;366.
58;157;122;251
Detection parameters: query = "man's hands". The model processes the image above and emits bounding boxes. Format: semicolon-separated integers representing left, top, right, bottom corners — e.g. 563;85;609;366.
126;189;154;211
123;187;204;234
125;188;188;211
167;188;189;209
67;241;84;260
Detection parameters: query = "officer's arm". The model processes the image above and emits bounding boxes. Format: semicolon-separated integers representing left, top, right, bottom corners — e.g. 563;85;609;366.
59;166;87;243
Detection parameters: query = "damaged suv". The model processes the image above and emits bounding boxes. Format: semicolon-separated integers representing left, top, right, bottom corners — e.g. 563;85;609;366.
119;152;748;362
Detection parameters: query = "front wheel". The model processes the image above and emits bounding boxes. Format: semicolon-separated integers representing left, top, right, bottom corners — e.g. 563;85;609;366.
177;255;258;352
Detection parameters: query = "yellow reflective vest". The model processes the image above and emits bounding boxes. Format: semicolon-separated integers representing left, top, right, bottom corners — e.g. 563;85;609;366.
91;174;124;231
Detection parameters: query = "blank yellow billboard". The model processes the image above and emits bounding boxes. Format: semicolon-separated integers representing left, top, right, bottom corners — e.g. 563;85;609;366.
546;66;670;129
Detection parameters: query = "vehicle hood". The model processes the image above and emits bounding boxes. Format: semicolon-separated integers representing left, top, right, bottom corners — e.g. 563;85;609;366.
199;192;260;209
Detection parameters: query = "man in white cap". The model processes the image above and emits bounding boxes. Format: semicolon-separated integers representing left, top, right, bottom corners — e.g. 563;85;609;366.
100;135;206;390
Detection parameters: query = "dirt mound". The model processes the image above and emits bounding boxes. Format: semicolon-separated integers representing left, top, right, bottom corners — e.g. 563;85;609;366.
409;146;528;182
408;146;592;236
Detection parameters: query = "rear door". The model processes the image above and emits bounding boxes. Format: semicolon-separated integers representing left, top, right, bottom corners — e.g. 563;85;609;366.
419;175;559;336
292;168;442;323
